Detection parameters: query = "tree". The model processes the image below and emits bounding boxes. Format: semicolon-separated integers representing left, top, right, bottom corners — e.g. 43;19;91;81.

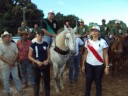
55;12;79;29
0;0;44;35
107;20;127;33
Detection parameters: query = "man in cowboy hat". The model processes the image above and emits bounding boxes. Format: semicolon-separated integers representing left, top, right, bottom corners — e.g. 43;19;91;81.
17;31;35;89
0;31;24;96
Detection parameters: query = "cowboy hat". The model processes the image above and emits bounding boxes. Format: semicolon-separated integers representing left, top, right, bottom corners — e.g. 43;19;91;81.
20;31;29;36
1;31;12;38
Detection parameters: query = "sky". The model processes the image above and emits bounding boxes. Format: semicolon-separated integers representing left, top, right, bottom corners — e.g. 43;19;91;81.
32;0;128;26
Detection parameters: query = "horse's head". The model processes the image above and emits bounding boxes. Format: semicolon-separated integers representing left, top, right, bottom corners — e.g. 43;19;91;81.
111;36;125;55
64;26;76;54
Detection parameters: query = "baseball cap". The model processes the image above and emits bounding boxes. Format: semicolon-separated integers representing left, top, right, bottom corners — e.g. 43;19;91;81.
91;25;100;31
115;20;120;24
48;10;54;14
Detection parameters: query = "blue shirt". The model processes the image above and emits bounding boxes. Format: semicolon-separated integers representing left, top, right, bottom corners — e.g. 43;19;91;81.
75;37;84;55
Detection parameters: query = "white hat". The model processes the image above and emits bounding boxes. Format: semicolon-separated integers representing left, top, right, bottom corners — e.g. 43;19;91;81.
91;25;100;31
48;10;54;14
1;31;12;38
115;20;120;24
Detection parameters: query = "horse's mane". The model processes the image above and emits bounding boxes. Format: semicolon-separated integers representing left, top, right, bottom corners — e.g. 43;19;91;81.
55;30;67;49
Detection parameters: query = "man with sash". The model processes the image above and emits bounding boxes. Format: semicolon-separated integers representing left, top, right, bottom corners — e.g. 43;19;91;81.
41;10;59;46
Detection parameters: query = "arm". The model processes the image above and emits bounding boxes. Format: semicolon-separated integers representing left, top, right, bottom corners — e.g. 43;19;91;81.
43;48;50;65
42;28;56;37
103;48;109;75
12;53;18;63
0;44;17;66
0;55;13;65
81;48;88;73
28;47;43;66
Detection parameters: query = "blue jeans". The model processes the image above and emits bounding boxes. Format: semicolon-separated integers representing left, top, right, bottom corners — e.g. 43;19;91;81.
69;54;80;81
43;35;53;47
20;60;35;85
1;65;22;94
85;63;104;96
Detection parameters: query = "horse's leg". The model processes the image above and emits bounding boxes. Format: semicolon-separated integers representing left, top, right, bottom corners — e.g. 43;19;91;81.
59;63;66;90
53;63;60;93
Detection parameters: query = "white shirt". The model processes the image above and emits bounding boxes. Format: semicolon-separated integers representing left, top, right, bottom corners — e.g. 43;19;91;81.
85;38;108;65
32;38;44;43
75;37;84;56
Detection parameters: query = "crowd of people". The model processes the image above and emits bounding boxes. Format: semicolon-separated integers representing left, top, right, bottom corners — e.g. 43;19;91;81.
0;10;127;96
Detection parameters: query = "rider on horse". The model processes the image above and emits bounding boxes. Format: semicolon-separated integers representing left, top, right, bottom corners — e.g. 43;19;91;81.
76;19;89;42
111;20;125;37
100;19;110;44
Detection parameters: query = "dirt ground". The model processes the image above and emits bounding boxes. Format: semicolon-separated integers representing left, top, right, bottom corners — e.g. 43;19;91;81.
0;66;128;96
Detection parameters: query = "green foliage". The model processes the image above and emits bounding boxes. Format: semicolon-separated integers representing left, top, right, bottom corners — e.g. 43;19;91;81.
107;20;127;33
55;12;79;29
88;22;98;32
0;0;44;35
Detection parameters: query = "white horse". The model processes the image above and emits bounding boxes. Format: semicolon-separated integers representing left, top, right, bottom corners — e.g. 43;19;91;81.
50;26;76;92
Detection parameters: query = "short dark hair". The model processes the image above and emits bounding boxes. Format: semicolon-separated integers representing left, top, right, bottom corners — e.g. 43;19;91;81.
102;19;106;22
36;30;44;36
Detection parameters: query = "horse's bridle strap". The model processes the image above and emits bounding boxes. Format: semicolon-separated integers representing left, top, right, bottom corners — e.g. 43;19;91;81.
54;46;69;55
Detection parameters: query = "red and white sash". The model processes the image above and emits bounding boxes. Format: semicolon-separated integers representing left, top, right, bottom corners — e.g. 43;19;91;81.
87;40;103;63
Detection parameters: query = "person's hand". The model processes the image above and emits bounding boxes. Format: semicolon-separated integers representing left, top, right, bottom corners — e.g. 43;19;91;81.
9;61;15;67
104;67;109;75
77;34;81;38
81;65;85;73
52;34;57;37
35;60;43;67
43;60;49;65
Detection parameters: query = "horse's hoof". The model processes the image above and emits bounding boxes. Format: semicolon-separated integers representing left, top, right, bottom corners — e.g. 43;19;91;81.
55;89;59;93
60;86;64;90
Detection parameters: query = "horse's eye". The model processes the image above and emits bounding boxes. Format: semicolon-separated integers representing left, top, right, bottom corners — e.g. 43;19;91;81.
66;38;69;40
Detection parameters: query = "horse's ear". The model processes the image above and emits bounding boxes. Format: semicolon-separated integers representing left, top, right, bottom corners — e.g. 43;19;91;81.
73;26;77;33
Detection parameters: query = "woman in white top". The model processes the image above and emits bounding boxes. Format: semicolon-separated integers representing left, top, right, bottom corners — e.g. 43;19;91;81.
82;25;109;96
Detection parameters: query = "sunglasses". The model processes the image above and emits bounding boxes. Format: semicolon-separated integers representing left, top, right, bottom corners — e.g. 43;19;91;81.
49;13;54;15
91;29;99;32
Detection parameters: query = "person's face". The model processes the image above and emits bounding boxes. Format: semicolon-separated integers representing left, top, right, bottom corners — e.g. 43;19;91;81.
115;23;120;27
2;35;11;43
21;34;28;40
48;12;55;20
80;22;84;26
102;21;105;24
21;23;26;27
34;24;38;28
36;34;43;41
91;29;100;37
66;22;70;27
